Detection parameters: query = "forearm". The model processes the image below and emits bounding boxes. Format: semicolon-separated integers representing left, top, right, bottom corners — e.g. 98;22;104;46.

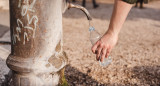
107;0;132;35
92;0;135;62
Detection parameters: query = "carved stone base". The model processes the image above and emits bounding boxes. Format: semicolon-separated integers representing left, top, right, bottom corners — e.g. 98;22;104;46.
5;51;68;86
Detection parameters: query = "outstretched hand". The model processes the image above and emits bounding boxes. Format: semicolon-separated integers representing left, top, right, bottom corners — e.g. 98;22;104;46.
91;0;132;62
91;31;118;62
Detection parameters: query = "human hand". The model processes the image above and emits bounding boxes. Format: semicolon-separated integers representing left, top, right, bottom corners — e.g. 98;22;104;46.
91;31;118;62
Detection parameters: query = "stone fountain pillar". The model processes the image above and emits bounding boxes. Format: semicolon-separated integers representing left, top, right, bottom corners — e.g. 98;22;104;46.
6;0;92;85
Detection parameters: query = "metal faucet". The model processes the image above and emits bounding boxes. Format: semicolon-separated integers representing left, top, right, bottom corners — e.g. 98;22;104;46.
68;3;92;20
62;0;92;20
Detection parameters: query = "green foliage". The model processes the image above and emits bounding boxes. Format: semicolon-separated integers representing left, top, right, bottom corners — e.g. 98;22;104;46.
58;68;69;86
60;76;68;86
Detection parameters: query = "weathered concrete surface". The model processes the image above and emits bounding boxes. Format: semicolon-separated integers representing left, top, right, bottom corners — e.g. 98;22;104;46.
6;0;67;85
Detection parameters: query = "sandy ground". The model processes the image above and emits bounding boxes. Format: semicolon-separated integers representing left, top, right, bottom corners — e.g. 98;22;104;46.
0;0;160;86
63;0;160;85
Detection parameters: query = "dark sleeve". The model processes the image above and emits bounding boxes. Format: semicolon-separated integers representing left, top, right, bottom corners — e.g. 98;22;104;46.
122;0;138;4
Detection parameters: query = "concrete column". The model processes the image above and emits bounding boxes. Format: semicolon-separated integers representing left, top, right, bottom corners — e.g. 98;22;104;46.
5;0;92;85
7;0;67;85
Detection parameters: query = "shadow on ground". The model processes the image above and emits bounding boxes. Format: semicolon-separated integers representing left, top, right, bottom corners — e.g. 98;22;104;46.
131;65;160;86
63;1;160;21
65;65;160;86
65;65;116;86
0;58;9;85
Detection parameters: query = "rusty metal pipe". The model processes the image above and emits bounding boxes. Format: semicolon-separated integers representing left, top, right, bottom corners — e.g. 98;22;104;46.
68;3;92;20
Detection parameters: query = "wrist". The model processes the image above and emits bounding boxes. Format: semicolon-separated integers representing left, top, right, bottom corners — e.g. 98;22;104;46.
105;27;119;37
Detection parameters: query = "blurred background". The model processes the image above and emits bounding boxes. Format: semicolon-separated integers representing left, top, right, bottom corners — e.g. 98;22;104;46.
0;0;160;85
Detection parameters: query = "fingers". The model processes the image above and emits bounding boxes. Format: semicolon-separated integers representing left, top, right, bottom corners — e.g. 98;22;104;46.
91;41;99;54
100;48;107;62
97;44;103;58
95;50;99;60
91;40;112;62
96;45;102;61
105;47;111;58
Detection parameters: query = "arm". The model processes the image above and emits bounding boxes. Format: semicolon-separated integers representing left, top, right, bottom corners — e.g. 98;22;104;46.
91;0;132;62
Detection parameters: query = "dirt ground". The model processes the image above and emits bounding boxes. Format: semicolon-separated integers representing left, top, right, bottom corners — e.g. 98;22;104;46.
0;0;160;86
63;0;160;86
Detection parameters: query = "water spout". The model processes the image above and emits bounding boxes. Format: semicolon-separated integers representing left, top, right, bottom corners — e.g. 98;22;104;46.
68;3;92;20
